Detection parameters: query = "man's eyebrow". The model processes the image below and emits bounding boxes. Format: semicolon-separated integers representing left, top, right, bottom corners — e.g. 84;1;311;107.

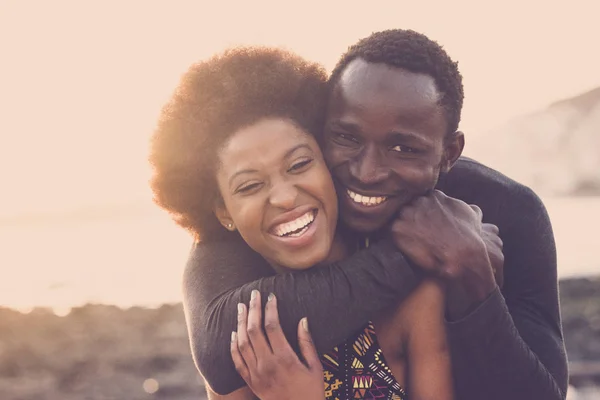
388;131;432;146
328;120;362;135
330;120;431;145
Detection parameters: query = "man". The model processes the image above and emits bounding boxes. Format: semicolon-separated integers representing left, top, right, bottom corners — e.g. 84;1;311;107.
182;30;568;399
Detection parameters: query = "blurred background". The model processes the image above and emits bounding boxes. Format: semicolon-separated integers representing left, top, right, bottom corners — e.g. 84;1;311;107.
1;1;599;399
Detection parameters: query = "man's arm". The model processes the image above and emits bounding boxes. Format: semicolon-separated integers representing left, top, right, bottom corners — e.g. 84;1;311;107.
447;185;568;400
182;236;421;395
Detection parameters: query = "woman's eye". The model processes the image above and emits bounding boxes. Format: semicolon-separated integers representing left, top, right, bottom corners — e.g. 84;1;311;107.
235;182;262;194
288;158;313;172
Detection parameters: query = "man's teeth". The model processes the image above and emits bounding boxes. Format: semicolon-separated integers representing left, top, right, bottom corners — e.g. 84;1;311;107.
347;189;387;207
274;211;315;237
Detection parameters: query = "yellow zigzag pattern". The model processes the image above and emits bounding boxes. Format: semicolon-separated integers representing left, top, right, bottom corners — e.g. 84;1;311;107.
352;325;375;356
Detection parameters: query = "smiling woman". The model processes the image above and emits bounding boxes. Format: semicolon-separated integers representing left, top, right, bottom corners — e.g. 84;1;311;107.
149;47;330;245
148;46;348;400
214;118;339;270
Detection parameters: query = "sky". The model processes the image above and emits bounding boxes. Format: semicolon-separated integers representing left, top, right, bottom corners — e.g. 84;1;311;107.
1;0;600;219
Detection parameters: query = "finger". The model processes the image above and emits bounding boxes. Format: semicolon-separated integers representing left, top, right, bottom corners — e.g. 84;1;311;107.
483;227;503;249
231;332;251;382
482;223;500;235
489;235;504;249
297;317;321;370
246;290;273;357
469;204;483;221
432;189;448;198
263;294;296;354
236;302;257;368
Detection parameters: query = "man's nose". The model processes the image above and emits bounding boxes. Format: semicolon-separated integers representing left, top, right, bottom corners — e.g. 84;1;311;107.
348;145;390;185
268;181;298;210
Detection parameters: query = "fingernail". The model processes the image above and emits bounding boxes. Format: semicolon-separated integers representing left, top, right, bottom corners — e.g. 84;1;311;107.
231;331;237;342
301;317;309;332
251;290;258;301
267;293;275;302
237;303;244;314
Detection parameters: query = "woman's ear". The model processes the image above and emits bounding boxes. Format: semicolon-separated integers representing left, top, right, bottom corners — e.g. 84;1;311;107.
441;130;465;173
214;200;236;231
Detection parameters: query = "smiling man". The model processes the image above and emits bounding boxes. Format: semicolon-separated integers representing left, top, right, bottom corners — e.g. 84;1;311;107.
168;30;567;400
325;58;462;234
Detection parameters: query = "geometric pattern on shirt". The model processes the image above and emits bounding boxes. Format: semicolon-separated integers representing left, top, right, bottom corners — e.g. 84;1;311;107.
321;321;407;400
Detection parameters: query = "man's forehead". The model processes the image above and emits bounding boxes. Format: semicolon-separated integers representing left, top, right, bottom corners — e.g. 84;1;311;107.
333;58;440;106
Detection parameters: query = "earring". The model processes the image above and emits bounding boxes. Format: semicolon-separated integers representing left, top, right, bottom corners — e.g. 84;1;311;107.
226;223;234;230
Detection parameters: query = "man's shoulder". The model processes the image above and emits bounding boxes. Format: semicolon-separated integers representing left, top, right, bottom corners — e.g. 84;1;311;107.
440;157;531;196
438;157;544;220
446;157;520;188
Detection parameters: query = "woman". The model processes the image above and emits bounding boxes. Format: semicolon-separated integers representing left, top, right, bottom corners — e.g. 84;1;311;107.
150;46;452;400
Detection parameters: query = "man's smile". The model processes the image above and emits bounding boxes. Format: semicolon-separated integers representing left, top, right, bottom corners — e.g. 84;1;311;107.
345;188;389;207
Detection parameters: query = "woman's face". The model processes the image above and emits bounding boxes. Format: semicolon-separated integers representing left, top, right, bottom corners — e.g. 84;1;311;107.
215;118;338;270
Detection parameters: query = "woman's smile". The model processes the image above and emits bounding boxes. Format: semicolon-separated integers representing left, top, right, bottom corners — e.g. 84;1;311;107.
215;118;339;270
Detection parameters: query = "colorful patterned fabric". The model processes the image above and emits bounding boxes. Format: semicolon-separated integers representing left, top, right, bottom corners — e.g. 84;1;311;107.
320;321;407;400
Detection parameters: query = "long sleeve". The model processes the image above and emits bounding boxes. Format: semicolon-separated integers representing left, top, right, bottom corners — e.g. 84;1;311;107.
446;185;568;400
182;237;420;395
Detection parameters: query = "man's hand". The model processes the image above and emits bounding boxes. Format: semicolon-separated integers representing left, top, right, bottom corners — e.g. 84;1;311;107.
481;222;504;288
231;291;325;400
391;190;498;316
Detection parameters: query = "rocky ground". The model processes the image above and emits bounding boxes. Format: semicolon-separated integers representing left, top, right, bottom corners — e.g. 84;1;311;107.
1;277;599;400
0;304;205;400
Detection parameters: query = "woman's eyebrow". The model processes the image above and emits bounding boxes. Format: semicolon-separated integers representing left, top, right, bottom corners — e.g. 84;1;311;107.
228;168;258;188
283;143;313;159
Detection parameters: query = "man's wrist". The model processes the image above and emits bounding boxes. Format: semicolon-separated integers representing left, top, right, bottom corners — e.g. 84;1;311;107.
444;251;497;320
375;238;426;280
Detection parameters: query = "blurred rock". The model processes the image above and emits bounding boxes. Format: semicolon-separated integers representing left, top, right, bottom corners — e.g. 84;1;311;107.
0;303;206;400
469;87;600;197
1;277;599;399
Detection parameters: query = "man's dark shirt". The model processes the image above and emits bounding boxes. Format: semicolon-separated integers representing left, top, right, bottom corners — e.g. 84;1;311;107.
182;157;568;399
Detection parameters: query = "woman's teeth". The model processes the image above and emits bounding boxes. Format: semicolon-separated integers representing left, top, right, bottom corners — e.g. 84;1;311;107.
273;211;315;237
347;189;387;207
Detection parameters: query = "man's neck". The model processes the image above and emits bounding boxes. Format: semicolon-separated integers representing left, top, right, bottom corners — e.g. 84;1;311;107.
337;223;389;252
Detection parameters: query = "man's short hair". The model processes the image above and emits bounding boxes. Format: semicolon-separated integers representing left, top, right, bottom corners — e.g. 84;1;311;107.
329;29;464;135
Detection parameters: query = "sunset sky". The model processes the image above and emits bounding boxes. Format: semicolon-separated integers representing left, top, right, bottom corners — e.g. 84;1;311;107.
2;0;600;218
1;1;599;310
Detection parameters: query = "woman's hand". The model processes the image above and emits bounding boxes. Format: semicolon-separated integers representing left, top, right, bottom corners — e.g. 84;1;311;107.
231;290;325;400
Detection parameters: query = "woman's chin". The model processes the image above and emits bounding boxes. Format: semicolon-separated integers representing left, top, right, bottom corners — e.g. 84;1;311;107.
274;248;330;271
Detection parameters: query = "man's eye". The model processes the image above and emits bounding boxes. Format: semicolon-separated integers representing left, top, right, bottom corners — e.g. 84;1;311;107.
235;182;262;194
332;132;359;145
289;158;313;172
390;145;417;153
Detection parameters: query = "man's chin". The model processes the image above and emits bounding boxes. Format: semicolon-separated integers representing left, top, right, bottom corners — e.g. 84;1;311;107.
340;213;388;235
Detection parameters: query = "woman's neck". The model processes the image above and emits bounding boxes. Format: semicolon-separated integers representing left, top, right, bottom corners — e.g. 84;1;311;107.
268;233;349;274
323;234;349;264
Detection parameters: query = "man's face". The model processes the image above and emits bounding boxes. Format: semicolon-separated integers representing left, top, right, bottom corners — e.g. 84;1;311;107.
322;58;463;234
